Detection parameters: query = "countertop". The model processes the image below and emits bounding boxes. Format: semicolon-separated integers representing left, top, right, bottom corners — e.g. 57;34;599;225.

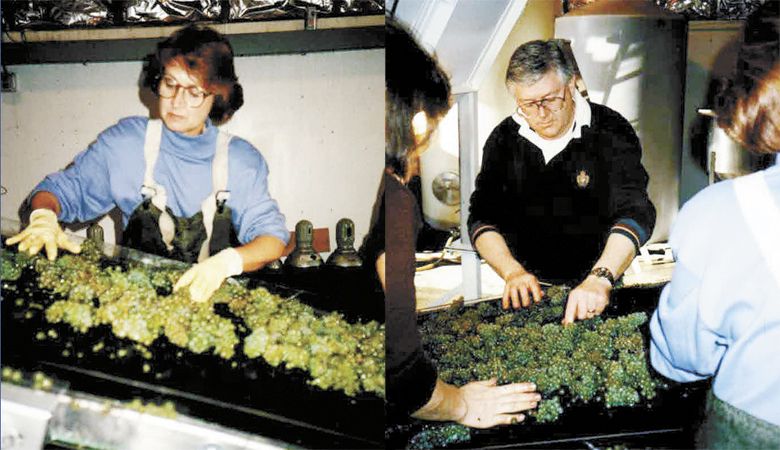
414;243;675;312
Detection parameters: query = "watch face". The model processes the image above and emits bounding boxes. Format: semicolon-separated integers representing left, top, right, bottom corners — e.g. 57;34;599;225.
590;267;614;285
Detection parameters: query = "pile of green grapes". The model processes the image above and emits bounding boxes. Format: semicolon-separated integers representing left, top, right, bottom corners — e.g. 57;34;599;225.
1;241;384;398
420;286;660;423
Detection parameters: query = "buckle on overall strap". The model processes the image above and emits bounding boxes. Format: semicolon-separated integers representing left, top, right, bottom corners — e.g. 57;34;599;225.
141;185;157;199
215;190;231;212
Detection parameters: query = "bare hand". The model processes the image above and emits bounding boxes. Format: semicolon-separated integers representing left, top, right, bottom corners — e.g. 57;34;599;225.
502;269;543;309
456;378;540;428
562;275;611;324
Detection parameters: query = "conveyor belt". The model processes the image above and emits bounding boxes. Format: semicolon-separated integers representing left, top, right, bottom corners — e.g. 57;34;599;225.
1;241;385;448
386;286;710;449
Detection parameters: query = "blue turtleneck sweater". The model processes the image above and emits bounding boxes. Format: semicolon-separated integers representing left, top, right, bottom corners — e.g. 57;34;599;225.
34;116;289;246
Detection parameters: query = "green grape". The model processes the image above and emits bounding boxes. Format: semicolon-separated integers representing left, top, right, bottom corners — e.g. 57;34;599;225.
7;244;385;398
1;254;23;281
605;385;640;408
408;423;471;450
535;396;564;423
420;283;664;425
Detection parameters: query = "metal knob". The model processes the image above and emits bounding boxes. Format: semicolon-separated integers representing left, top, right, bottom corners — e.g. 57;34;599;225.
284;220;323;269
265;258;283;271
87;223;104;244
432;171;460;206
326;218;362;268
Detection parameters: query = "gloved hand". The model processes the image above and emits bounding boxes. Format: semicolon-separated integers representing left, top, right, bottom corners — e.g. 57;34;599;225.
5;209;81;261
173;248;244;303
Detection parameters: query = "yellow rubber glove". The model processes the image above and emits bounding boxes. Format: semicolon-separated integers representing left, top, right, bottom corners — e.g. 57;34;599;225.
173;248;244;303
5;209;81;261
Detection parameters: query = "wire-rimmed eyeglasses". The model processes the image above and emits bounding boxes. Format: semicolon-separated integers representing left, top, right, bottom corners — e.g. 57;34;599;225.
516;88;568;117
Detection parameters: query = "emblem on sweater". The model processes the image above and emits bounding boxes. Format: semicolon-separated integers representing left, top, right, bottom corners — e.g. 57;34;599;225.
576;169;590;188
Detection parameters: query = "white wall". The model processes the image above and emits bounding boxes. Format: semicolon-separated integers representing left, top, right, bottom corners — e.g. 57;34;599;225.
0;48;384;253
477;0;556;152
418;0;556;231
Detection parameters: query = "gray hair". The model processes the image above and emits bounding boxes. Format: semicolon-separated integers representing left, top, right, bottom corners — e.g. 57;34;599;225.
506;39;573;86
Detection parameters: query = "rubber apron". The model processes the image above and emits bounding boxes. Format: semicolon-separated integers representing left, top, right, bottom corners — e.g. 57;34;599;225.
123;120;239;263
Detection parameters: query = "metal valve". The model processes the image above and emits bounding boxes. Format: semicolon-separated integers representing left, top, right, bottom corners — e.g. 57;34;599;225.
284;220;323;269
326;218;362;268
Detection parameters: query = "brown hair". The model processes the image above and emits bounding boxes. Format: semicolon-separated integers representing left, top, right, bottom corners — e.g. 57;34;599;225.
716;6;780;154
386;19;451;178
143;24;244;124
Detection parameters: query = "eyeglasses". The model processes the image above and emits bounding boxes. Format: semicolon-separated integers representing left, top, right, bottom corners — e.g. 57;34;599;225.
158;76;212;108
516;88;568;117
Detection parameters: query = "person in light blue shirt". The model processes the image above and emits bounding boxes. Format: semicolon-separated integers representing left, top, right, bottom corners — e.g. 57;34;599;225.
650;6;780;448
6;25;289;303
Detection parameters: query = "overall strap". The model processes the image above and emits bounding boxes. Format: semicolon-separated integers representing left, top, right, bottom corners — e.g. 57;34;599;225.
197;130;233;262
142;119;176;251
734;172;780;288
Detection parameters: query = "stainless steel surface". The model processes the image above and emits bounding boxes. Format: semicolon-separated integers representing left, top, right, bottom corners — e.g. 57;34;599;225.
1;383;290;450
265;258;284;271
458;91;482;301
431;171;460;207
1;384;58;450
419;110;460;231
555;1;687;243
698;109;768;182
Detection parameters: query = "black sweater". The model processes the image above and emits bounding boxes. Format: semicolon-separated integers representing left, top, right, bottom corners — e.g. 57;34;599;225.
468;103;656;282
361;172;438;421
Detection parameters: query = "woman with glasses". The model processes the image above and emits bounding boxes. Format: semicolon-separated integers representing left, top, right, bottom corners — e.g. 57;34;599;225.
6;25;288;303
467;39;655;324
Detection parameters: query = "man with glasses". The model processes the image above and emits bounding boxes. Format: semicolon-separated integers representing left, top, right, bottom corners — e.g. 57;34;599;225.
7;25;289;303
468;40;655;324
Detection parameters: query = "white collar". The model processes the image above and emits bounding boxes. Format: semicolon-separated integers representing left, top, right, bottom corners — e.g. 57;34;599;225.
511;89;592;164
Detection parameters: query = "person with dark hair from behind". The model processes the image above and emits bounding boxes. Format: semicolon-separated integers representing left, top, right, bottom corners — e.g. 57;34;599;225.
649;2;780;448
367;19;541;427
6;25;289;303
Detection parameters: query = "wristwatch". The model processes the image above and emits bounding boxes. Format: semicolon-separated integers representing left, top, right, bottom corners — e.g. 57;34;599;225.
589;267;615;287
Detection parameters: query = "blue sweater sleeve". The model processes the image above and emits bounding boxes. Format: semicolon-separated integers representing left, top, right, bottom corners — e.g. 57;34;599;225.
649;189;727;383
33;117;145;223
227;138;289;246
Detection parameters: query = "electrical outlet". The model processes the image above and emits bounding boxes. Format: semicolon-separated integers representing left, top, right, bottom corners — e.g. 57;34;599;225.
2;72;17;93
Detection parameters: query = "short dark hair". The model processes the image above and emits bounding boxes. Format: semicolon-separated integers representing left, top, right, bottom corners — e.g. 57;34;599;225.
716;1;780;154
386;19;451;177
506;39;573;86
143;24;244;124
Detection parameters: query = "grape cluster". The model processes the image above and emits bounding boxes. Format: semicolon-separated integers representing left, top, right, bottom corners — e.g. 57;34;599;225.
4;242;384;397
232;283;384;397
420;286;660;424
124;398;178;419
1;250;23;281
2;366;54;391
408;423;471;450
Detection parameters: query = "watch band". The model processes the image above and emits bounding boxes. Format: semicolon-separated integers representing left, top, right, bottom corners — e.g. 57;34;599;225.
589;267;615;286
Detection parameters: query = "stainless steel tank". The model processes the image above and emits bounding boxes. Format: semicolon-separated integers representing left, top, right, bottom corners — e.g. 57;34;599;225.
698;109;772;183
555;0;687;242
